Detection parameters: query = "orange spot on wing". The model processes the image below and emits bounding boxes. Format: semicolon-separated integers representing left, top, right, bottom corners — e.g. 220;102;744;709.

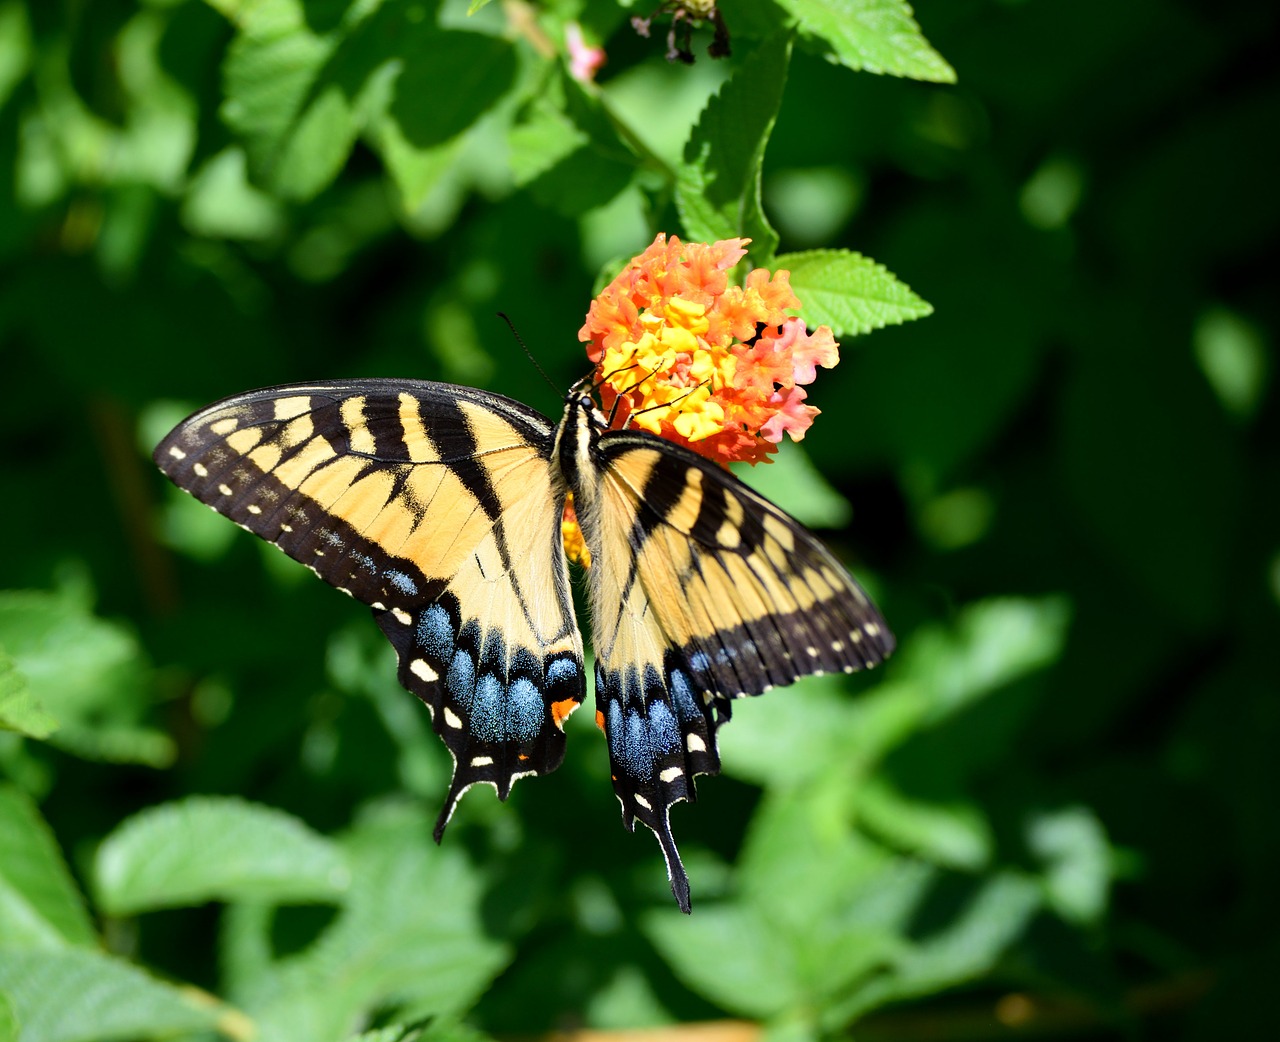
551;698;580;728
595;710;605;732
517;753;529;761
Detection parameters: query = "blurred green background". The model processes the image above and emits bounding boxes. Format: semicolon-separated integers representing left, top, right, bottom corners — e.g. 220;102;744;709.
1;1;1277;1040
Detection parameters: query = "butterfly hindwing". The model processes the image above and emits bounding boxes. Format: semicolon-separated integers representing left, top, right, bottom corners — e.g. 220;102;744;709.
155;380;586;833
580;429;894;909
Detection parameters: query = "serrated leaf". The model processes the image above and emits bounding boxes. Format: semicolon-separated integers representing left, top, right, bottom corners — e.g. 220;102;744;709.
644;904;802;1018
0;948;219;1042
775;0;956;82
221;0;332;178
222;803;509;1039
94;796;350;915
856;775;993;870
778;249;933;337
898;596;1072;723
389;31;517;149
677;40;788;261
274;82;360;200
0;590;165;765
0;651;56;739
0;786;96;949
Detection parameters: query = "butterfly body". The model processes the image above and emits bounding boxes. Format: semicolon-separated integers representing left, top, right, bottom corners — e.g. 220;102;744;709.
156;379;893;911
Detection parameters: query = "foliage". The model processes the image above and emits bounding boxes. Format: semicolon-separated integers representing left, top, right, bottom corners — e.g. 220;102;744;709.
1;0;1276;1040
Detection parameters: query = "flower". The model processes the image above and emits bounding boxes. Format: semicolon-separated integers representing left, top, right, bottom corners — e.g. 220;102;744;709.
565;22;605;84
579;233;840;466
564;234;841;567
561;494;591;568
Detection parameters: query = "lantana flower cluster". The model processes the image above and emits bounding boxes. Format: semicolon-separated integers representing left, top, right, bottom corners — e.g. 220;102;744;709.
564;234;840;568
579;233;839;466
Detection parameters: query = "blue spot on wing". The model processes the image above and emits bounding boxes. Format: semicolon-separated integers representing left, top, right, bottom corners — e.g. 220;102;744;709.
446;651;476;712
385;569;419;596
548;658;578;685
647;701;680;755
670;669;699;723
472;674;503;740
506;678;544;742
417;605;454;660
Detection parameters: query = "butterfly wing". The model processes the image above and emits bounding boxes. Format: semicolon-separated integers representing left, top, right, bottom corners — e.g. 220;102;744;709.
585;431;893;911
155;380;586;833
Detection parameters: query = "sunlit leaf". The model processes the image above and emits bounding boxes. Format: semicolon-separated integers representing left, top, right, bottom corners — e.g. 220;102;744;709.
677;40;788;262
94;796;350;915
0;589;169;765
0;948;219;1042
222;802;509;1039
779;249;933;338
0;786;96;949
0;652;57;739
1027;805;1112;926
644;904;803;1019
855;775;992;870
775;0;956;82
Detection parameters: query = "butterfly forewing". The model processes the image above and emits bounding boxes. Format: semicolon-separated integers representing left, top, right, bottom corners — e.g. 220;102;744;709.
155;381;587;832
580;430;894;910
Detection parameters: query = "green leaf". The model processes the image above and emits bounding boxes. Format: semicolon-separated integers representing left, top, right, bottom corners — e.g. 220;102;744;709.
94;796;350;915
777;249;933;338
0;589;170;766
220;0;333;181
838;872;1042;1021
182;147;287;241
897;596;1072;724
1026;805;1112;926
0;1;32;113
855;775;993;870
0;990;15;1042
733;440;852;529
775;0;956;82
222;802;509;1039
644;904;803;1019
0;785;96;949
0;651;57;739
677;40;789;262
0;948;219;1042
390;31;517;148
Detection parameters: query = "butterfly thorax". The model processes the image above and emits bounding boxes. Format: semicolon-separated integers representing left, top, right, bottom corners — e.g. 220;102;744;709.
551;391;609;542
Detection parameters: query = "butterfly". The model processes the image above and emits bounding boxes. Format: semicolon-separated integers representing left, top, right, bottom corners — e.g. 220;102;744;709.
154;378;894;911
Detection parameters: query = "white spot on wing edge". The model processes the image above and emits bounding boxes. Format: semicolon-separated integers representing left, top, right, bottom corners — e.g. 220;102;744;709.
443;706;463;729
391;608;412;625
218;483;233;496
686;733;706;753
410;658;438;683
634;793;652;810
167;446;186;460
659;766;683;783
193;463;208;477
470;755;494;767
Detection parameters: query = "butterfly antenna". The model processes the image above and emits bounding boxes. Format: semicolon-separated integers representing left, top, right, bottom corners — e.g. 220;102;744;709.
497;312;560;396
622;378;709;430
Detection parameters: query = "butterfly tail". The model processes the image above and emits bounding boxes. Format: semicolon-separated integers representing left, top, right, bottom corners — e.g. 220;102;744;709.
654;809;692;914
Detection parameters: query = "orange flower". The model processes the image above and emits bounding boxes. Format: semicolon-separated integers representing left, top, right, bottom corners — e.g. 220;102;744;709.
579;233;840;466
561;493;591;568
564;234;841;567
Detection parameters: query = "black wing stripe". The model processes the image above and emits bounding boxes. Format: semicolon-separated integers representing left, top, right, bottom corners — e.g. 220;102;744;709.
156;381;587;847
